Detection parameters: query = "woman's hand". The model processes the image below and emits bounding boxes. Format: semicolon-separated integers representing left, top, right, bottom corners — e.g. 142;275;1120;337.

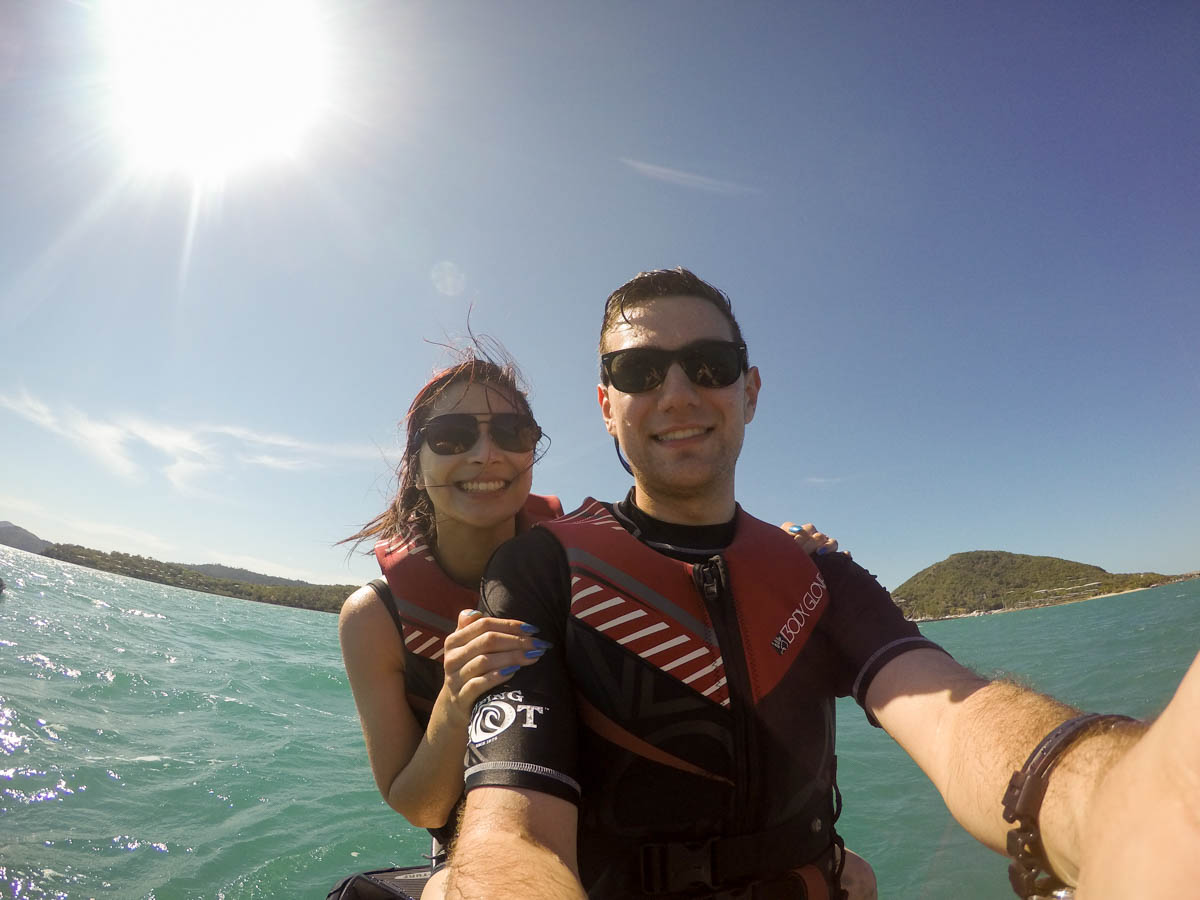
440;610;549;726
781;521;846;557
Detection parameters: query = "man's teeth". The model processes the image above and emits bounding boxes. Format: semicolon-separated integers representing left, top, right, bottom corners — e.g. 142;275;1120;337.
459;480;506;492
656;427;707;442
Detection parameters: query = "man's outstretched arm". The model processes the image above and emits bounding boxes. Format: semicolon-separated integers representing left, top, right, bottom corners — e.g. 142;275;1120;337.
1074;648;1200;898
444;786;586;900
868;647;1146;885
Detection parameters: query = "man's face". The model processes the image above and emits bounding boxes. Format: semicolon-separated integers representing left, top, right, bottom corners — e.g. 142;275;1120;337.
597;295;760;517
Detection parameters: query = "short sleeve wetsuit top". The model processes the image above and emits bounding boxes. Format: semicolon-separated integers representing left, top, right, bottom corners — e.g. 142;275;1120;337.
463;492;948;898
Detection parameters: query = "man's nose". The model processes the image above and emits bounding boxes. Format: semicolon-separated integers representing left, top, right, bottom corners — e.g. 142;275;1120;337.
657;362;700;408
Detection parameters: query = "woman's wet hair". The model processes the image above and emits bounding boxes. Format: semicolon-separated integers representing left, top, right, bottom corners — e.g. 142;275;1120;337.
343;344;541;550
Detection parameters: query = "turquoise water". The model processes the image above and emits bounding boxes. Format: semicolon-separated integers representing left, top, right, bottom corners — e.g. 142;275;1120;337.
2;545;1197;899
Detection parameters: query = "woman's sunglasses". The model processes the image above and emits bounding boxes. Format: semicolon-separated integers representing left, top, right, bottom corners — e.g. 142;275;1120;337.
600;340;748;394
420;413;542;456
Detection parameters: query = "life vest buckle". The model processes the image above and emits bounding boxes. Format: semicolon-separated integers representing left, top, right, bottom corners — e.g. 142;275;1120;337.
640;837;717;893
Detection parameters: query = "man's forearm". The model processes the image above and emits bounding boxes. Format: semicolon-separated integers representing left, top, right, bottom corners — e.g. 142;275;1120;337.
940;681;1144;873
1075;650;1200;898
444;787;586;900
445;830;585;900
871;650;1146;884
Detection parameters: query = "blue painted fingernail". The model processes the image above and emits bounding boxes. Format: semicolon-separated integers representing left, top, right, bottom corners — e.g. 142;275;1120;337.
817;546;829;555
788;525;803;533
499;665;520;676
532;639;553;649
519;623;540;634
465;609;483;617
524;648;546;659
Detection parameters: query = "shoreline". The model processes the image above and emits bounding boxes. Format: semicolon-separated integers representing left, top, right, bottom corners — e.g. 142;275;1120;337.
909;583;1190;624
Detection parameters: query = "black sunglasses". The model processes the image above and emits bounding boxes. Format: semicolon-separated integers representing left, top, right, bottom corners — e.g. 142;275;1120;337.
420;413;542;456
600;340;748;394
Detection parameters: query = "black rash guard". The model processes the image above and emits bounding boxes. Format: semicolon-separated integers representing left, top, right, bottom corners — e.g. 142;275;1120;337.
464;493;947;897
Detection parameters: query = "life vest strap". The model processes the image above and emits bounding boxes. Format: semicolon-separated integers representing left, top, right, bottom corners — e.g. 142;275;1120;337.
638;809;835;895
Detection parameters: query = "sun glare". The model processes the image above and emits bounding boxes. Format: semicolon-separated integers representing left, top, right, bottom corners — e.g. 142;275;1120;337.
101;0;331;181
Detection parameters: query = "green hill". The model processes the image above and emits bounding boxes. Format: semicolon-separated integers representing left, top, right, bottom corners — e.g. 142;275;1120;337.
892;551;1169;620
0;521;51;554
178;562;310;587
40;543;356;614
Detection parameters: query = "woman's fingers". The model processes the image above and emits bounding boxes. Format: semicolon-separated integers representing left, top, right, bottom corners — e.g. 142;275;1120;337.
449;610;538;642
456;608;485;628
449;641;551;710
781;521;841;557
451;639;550;681
442;615;549;699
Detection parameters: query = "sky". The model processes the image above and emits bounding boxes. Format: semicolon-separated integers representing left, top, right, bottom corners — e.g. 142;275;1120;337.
1;0;1197;592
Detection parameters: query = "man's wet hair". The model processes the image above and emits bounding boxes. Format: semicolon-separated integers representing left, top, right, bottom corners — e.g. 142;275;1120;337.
598;267;747;358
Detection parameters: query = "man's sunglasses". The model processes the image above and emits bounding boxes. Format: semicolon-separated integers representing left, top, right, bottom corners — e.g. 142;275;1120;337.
600;340;748;394
420;413;542;456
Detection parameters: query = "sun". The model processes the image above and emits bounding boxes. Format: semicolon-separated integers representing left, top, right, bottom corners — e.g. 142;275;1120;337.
100;0;331;182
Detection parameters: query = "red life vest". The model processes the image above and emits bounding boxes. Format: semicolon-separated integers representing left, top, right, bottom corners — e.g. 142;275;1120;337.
539;499;840;896
542;497;829;708
374;493;564;664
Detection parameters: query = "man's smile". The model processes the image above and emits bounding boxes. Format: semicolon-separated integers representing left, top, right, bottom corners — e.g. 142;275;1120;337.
653;426;712;443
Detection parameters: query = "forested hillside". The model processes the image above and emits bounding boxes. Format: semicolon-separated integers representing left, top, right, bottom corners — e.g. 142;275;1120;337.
892;551;1170;620
40;544;355;613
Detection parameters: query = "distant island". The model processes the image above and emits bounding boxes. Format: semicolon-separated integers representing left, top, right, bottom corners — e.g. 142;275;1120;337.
0;521;52;554
893;550;1194;621
0;522;357;614
2;522;1194;620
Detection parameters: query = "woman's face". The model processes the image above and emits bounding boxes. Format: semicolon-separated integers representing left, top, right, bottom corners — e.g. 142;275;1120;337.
416;380;536;535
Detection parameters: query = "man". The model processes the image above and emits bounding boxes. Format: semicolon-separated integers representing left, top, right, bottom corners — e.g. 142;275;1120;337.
444;269;1197;899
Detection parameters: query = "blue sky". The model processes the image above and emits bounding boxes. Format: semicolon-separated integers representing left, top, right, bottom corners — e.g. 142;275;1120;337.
1;1;1197;590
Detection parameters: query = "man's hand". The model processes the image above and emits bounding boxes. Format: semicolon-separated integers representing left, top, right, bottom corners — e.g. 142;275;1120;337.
1075;650;1200;898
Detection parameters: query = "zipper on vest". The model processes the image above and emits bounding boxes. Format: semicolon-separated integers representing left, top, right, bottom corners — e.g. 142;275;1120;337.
693;555;758;834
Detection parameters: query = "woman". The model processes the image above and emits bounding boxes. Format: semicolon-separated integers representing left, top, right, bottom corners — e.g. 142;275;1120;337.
336;351;849;899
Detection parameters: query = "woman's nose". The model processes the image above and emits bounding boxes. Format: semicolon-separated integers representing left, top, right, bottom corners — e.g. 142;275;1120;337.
465;424;499;462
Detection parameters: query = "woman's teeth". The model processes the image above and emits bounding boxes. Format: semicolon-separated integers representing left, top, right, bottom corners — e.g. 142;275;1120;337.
458;480;506;492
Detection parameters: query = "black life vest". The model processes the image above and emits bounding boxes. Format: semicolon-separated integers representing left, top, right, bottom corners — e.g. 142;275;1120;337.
541;499;841;898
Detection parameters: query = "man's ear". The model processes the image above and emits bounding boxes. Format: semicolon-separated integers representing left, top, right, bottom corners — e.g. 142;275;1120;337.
743;366;761;425
598;383;618;437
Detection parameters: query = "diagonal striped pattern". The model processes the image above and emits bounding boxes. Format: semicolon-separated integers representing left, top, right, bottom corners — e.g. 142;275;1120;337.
375;531;453;660
569;572;729;706
403;627;446;661
377;533;436;564
556;499;627;533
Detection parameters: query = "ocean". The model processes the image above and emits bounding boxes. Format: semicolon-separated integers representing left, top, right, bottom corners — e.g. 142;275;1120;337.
2;545;1197;899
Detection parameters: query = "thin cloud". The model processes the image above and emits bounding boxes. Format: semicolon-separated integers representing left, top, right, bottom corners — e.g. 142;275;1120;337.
238;454;315;471
619;158;760;196
208;424;382;461
0;390;139;478
0;389;56;430
0;389;381;493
